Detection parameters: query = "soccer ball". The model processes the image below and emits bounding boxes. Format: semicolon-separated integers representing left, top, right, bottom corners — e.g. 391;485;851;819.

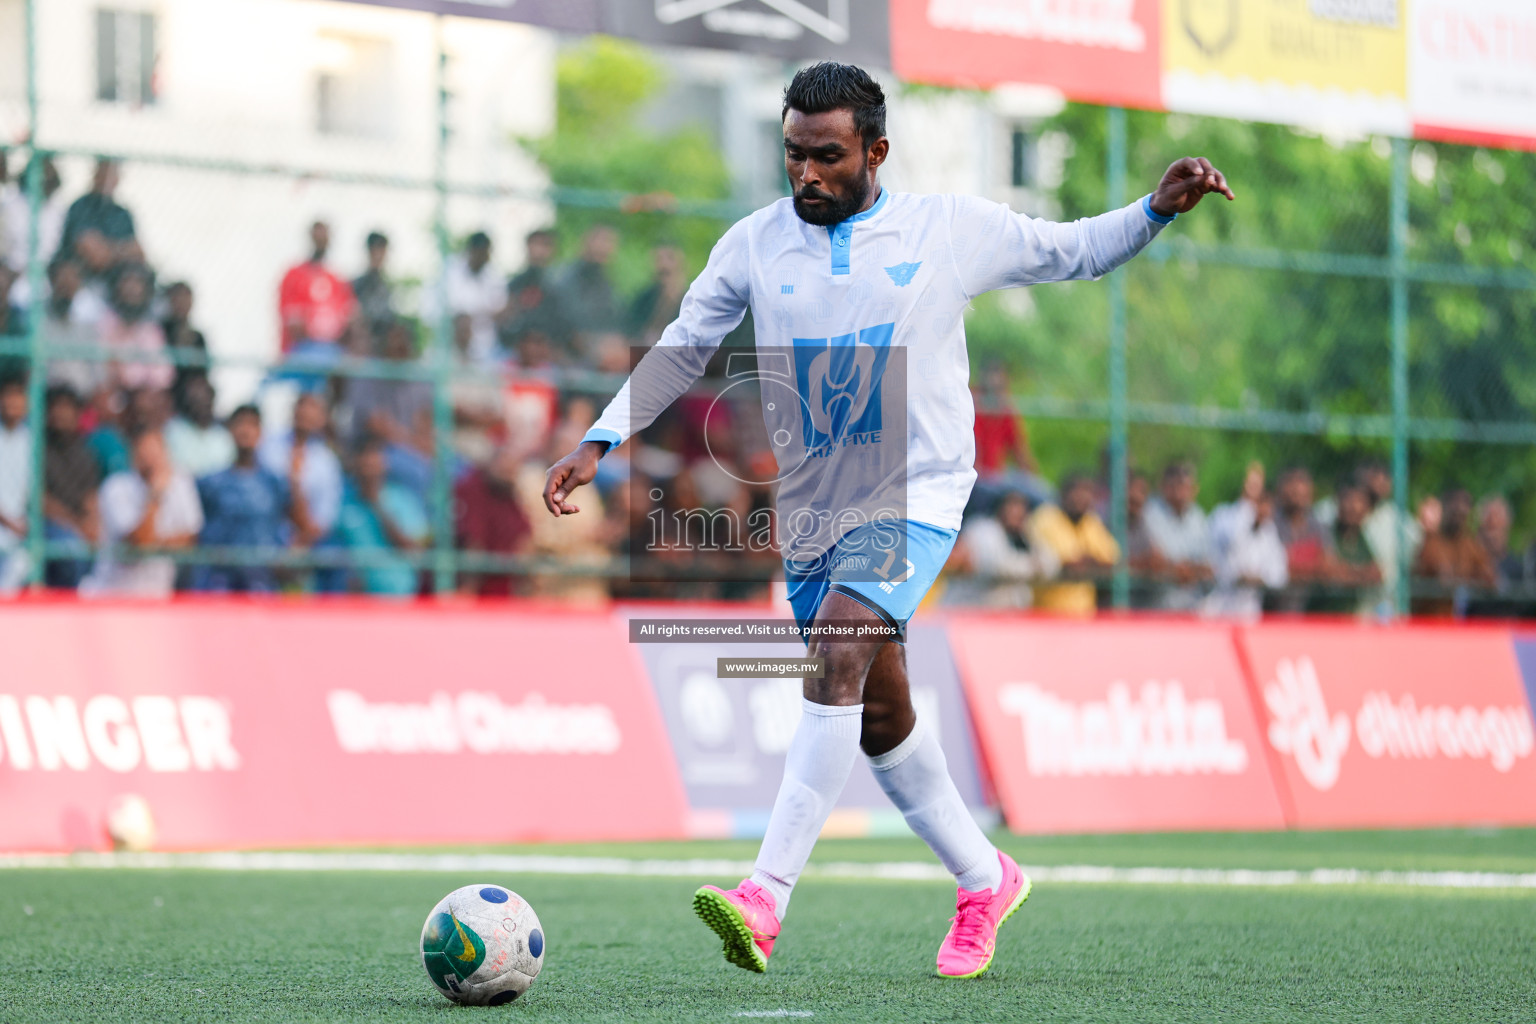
420;884;544;1005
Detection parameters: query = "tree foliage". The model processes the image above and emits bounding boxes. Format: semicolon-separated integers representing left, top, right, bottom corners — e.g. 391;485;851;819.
521;37;734;294
969;103;1536;528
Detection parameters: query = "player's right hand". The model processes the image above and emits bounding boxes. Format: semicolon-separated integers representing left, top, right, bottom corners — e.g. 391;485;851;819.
542;440;606;517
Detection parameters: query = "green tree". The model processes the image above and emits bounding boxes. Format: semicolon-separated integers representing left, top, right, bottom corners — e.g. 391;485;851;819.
970;102;1536;532
521;37;735;296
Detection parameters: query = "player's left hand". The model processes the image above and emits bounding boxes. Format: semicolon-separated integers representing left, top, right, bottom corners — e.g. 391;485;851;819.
1149;157;1234;217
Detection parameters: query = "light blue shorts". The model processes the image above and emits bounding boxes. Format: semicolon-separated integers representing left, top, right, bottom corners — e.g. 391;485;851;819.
784;519;959;644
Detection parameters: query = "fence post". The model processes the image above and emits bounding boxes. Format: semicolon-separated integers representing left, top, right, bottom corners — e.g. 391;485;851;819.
430;15;455;595
22;0;46;588
1389;137;1410;617
1106;106;1129;610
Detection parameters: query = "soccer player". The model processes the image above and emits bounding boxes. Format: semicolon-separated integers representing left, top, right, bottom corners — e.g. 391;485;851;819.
543;63;1233;979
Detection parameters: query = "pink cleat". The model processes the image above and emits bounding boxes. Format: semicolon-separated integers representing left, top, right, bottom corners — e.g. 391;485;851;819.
936;850;1032;979
693;880;780;973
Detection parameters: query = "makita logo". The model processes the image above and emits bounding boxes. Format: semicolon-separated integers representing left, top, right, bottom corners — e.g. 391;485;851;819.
0;694;240;772
997;681;1250;778
327;690;621;756
793;323;894;455
1263;657;1536;791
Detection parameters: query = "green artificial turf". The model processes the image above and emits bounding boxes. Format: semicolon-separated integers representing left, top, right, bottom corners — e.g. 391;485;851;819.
440;826;1536;875
2;831;1534;1023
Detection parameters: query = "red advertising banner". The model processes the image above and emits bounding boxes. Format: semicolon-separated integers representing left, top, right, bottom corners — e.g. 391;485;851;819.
889;0;1163;110
0;601;687;852
1238;623;1536;829
946;615;1285;833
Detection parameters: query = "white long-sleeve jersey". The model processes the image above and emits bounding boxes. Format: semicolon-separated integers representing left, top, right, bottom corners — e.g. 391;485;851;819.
584;188;1174;561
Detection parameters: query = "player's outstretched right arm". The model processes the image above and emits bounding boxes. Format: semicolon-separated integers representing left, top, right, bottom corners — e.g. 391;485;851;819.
541;218;753;517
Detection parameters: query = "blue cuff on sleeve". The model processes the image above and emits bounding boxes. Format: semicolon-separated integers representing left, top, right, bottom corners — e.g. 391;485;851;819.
1142;194;1177;225
582;426;623;456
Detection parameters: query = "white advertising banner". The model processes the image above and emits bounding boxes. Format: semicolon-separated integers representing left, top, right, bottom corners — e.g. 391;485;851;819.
1410;0;1536;149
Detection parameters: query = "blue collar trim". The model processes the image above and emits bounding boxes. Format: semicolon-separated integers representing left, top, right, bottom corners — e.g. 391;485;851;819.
823;187;886;276
845;186;888;223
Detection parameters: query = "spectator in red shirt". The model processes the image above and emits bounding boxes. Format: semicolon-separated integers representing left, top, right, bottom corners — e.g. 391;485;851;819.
1275;465;1336;612
454;444;531;597
278;220;356;357
971;362;1050;508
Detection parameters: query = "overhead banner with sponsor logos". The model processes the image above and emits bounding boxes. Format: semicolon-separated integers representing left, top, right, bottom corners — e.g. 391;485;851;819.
889;0;1163;109
336;0;602;31
601;0;892;68
891;1;1536;151
1162;0;1410;136
1239;623;1536;829
0;602;687;852
334;0;888;63
946;616;1287;833
1409;0;1536;150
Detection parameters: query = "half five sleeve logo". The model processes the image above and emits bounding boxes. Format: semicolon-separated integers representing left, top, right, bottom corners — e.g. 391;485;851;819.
884;261;922;287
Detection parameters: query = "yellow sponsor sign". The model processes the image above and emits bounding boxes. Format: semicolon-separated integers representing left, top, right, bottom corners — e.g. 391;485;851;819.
1165;0;1407;97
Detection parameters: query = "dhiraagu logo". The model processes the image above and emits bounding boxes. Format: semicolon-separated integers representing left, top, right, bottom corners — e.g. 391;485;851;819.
793;323;894;456
422;911;487;993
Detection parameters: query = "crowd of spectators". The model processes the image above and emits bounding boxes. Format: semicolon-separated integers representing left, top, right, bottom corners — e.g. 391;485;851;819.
947;397;1533;619
0;152;1533;618
0;153;684;600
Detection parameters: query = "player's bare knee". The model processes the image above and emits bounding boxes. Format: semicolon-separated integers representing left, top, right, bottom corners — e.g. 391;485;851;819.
803;639;875;706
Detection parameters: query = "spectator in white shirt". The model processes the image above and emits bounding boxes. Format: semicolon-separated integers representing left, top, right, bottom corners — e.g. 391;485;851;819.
0;375;31;591
0;154;67;306
1206;487;1287;620
165;373;235;479
435;231;505;364
40;257;108;400
82;428;203;597
1143;460;1213;610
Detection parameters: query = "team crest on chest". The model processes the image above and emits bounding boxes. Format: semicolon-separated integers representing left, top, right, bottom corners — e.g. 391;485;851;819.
884;261;922;287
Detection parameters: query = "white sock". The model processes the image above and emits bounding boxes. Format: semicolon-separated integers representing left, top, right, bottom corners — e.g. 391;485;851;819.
750;699;864;921
868;719;1002;892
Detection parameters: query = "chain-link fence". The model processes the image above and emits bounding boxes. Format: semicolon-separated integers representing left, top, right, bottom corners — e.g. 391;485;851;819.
2;0;1533;619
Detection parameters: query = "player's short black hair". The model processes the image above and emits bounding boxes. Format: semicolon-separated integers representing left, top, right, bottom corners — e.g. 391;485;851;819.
782;62;887;151
466;231;491;251
366;231;389;249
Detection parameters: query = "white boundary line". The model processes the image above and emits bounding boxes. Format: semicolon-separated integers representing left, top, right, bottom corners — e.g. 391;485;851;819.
0;851;1533;890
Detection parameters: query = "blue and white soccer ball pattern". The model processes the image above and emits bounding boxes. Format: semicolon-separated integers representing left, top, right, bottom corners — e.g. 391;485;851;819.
420;884;544;1005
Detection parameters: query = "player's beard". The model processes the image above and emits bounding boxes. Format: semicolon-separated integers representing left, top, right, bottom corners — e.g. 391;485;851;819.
792;174;872;227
